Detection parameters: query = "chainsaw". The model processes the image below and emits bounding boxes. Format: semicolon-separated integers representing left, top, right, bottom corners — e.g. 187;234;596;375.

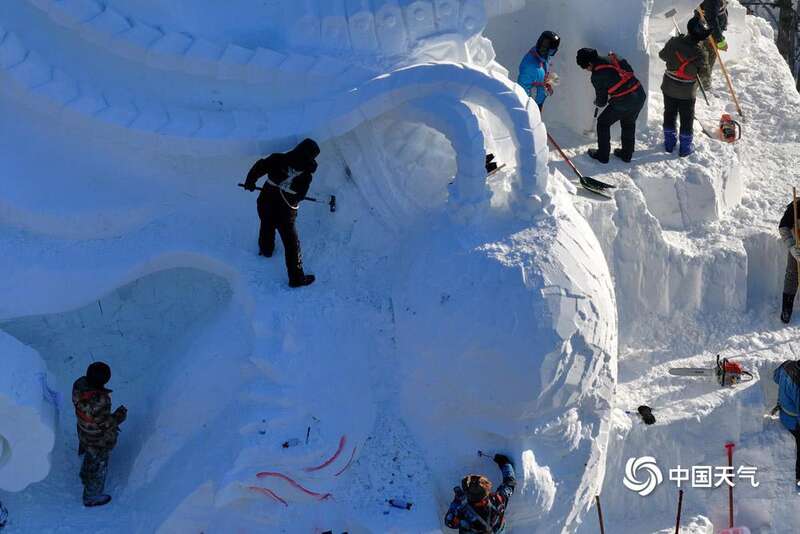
669;355;753;387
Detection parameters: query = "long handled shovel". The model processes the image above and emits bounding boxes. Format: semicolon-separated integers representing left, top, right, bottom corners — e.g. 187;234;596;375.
697;8;745;119
546;133;615;198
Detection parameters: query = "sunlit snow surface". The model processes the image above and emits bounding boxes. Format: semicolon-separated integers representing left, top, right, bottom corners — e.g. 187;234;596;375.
0;0;799;532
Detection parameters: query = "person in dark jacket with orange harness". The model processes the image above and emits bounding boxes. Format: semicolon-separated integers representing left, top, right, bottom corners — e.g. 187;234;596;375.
576;48;646;164
658;15;712;157
72;362;127;507
243;138;320;288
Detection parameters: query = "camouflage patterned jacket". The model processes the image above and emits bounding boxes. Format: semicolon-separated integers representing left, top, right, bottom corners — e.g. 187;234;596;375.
72;377;124;453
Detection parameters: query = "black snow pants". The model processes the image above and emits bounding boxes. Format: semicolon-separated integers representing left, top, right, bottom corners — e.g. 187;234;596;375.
80;449;109;500
663;95;696;136
596;90;646;160
257;196;304;282
793;427;800;480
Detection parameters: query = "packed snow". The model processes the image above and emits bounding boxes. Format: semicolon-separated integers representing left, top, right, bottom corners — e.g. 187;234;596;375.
0;0;799;533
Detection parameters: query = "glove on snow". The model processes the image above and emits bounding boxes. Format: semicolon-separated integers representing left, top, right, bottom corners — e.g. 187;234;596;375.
637;405;656;425
716;39;728;51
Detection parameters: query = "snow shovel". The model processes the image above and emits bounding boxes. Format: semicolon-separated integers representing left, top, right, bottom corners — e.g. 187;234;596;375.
237;183;337;212
546;133;615;198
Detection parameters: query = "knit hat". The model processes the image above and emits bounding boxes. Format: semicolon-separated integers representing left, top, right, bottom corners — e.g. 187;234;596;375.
86;361;111;387
461;474;492;503
576;48;599;69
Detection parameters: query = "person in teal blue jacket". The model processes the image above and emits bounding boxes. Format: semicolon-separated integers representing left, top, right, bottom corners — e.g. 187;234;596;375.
774;360;800;486
517;31;560;110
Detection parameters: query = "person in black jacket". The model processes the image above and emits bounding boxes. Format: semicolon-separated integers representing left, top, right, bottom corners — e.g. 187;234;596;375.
243;139;320;288
779;201;800;323
698;0;728;87
576;48;647;164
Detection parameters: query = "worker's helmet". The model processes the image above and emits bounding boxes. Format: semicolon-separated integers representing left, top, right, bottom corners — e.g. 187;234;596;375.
461;474;492;503
536;31;560;57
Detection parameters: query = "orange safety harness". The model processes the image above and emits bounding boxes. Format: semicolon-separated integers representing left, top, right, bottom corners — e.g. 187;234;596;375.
666;51;698;83
592;52;641;99
528;49;549;88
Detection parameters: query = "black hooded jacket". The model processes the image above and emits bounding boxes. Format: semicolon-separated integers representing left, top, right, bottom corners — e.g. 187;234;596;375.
244;139;320;208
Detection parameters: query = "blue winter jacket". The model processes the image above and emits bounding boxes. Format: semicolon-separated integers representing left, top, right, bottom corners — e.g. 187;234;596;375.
774;361;800;431
517;49;551;108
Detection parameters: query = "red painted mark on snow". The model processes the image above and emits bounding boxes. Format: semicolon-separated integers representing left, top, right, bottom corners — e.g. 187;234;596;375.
255;471;332;500
334;446;357;477
248;485;288;507
304;435;347;472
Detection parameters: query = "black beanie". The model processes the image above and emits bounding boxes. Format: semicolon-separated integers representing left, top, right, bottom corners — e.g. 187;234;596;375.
87;361;111;387
576;48;599;69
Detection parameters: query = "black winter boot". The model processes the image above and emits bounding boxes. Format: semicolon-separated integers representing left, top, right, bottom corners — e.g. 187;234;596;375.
289;274;315;288
782;293;795;323
613;148;632;162
588;148;609;164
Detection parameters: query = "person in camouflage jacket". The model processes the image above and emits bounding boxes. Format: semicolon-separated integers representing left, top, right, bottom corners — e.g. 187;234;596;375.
72;362;127;507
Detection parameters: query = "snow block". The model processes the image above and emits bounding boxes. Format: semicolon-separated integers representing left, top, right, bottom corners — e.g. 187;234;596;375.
8;51;52;89
459;0;486;35
80;5;131;48
320;13;351;52
183;37;224;77
346;4;379;54
158;109;202;137
217;44;254;81
0;332;56;492
404;1;436;41
47;0;103;30
375;1;409;57
434;0;460;33
196;111;235;139
113;23;163;62
146;32;194;71
246;47;287;84
0;33;28;70
95;101;139;128
33;69;80;106
129;107;170;133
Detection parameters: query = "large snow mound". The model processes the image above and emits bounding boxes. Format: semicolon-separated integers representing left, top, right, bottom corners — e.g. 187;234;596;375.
0;332;56;492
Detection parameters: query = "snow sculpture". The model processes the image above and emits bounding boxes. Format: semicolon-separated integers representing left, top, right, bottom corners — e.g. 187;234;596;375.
0;0;624;531
395;182;618;531
0;332;56;492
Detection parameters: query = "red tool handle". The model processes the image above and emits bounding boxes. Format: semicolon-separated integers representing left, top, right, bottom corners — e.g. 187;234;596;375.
725;442;735;528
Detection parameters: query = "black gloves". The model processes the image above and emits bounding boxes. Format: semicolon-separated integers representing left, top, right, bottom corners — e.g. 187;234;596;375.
114;406;127;424
493;454;512;466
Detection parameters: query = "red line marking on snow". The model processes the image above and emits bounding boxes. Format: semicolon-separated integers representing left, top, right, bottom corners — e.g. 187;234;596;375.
304;435;347;472
255;471;332;500
247;485;288;507
334;446;357;477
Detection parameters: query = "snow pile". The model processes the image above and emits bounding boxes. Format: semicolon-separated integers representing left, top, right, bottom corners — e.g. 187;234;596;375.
0;332;56;492
394;182;617;530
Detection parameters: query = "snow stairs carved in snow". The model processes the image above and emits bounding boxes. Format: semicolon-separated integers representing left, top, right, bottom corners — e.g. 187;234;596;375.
0;25;548;209
20;0;493;84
